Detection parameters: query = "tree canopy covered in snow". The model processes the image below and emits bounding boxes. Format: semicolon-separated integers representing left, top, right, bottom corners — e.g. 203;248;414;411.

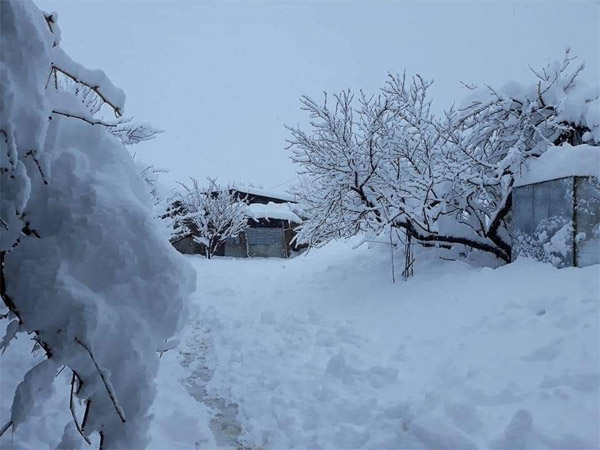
0;1;194;447
288;50;599;263
170;179;249;259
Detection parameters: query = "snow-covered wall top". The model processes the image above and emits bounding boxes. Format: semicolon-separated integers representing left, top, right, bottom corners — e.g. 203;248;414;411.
246;202;302;223
515;144;600;187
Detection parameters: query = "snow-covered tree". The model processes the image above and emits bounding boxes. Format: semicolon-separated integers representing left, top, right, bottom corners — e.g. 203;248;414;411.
288;51;599;263
0;2;194;448
173;179;249;259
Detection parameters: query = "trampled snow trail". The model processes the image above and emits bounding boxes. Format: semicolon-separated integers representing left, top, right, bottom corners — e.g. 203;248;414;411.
179;240;599;450
180;315;251;450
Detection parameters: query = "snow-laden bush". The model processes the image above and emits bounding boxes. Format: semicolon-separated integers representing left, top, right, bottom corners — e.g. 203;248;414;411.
513;217;574;267
288;50;599;263
0;1;194;448
170;179;249;259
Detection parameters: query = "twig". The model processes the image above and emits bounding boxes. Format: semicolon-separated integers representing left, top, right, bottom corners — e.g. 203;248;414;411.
24;151;48;185
390;227;396;283
70;372;92;445
81;400;92;431
55;365;66;378
31;335;52;358
51;110;119;128
0;421;12;439
52;66;122;117
0;251;23;325
45;67;55;89
75;338;126;423
22;222;41;239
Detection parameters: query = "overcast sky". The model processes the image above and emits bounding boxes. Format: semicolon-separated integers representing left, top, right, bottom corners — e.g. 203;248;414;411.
37;0;600;192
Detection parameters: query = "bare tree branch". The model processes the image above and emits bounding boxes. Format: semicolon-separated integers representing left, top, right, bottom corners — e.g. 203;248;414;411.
75;338;126;424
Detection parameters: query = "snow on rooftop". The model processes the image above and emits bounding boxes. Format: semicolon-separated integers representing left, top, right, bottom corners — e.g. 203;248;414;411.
515;144;600;187
246;202;302;223
235;185;296;202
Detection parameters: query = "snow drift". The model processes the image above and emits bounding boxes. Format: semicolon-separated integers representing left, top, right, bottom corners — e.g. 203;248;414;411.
185;241;599;449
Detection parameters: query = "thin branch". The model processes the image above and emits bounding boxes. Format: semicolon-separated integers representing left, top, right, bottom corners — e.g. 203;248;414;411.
55;365;66;378
81;400;92;432
24;151;48;185
43;14;58;47
75;338;126;424
45;67;55;89
0;251;23;325
51;110;119;128
70;372;92;445
52;66;122;117
0;421;12;438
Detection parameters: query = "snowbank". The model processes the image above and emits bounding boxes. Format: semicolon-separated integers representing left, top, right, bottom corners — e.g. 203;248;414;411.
186;240;599;449
515;144;600;187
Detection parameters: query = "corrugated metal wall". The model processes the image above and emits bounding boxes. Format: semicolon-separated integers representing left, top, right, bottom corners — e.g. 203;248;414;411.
575;177;600;267
511;176;599;267
245;228;287;258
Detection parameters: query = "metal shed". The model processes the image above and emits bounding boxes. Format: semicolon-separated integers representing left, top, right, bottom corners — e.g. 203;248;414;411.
223;201;302;258
511;145;600;268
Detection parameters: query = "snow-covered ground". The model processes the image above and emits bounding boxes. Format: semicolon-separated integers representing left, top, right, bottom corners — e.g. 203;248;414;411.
183;241;599;449
2;240;599;449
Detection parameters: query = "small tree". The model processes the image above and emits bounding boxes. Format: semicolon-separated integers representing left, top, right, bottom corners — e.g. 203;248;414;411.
287;51;599;264
175;179;249;258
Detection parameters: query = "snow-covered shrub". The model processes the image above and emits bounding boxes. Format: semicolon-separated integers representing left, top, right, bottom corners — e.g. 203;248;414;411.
288;50;599;263
171;179;249;259
513;217;574;267
0;1;194;448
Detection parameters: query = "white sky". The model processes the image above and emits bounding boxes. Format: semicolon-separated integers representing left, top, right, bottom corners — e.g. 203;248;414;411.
37;0;600;192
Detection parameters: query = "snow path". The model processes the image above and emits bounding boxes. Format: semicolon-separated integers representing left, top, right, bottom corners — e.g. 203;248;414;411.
182;240;599;449
179;314;251;449
0;240;597;449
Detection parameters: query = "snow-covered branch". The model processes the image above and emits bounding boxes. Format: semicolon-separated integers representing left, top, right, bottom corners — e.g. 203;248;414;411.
0;2;192;448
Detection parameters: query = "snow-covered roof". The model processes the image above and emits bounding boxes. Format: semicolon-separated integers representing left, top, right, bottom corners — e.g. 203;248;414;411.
246;202;302;223
514;144;600;187
235;185;296;203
